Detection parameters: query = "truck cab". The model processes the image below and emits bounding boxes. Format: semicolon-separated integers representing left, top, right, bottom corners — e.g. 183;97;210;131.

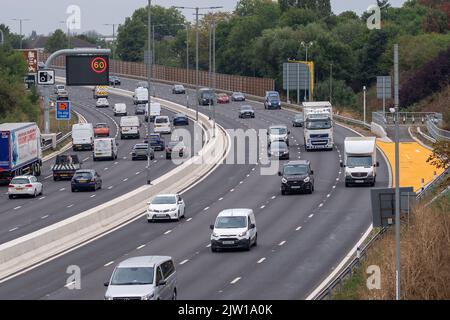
341;137;379;187
52;154;81;180
303;101;334;151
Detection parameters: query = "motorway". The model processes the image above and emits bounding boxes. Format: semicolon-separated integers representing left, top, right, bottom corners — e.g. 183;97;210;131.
0;75;389;299
0;82;197;244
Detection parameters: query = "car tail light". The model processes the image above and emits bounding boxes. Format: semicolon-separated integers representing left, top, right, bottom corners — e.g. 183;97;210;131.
25;184;33;188
91;178;96;182
8;184;14;188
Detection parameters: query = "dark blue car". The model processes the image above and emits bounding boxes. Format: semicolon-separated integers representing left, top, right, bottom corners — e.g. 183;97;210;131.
145;133;165;151
71;169;102;192
173;113;189;126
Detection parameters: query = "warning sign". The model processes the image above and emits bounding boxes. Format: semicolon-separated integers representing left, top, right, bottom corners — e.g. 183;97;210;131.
19;49;38;74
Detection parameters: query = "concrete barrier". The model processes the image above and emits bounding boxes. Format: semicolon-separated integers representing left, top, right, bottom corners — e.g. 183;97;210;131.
371;121;388;139
0;91;229;280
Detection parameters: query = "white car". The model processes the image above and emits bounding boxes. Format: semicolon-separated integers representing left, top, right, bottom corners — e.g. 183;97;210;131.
8;175;43;199
146;194;185;222
96;98;109;108
153;116;171;134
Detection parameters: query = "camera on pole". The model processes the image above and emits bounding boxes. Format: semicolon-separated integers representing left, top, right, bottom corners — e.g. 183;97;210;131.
37;70;55;85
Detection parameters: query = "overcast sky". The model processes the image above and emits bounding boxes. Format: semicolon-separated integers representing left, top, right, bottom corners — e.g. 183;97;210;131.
1;0;407;36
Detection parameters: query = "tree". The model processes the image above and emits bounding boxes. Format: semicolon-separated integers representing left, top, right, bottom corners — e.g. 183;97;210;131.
279;8;319;29
45;29;68;53
427;140;450;170
279;0;331;17
315;79;357;108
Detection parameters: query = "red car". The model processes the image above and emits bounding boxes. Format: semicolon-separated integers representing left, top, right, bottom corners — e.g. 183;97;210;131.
94;123;110;137
216;93;230;104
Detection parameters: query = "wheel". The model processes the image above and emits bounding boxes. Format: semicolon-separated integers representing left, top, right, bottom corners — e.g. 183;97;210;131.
245;240;251;251
53;176;58;181
281;189;286;195
8;195;13;199
253;233;258;247
345;182;350;187
211;246;217;252
40;187;43;196
33;189;37;198
175;210;180;221
172;290;177;300
166;155;170;159
71;187;76;192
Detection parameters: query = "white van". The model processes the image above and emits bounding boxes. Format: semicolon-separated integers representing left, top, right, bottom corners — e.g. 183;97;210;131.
210;208;257;252
72;123;94;151
113;103;127;116
145;102;161;122
93;138;118;161
154;115;171;134
133;87;148;105
120;116;140;139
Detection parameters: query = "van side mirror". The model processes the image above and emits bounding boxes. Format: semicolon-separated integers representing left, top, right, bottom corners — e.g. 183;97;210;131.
104;282;109;287
376;161;380;167
278;171;282;176
158;280;167;287
310;170;314;175
340;161;343;168
249;223;256;229
209;224;214;230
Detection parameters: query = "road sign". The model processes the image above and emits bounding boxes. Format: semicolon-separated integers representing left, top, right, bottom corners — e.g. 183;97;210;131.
283;62;309;90
56;101;71;120
19;49;38;74
38;69;55;85
377;76;392;99
370;187;415;228
66;55;109;86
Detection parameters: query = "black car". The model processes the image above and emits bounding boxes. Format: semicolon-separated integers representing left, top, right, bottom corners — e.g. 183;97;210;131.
166;141;186;159
71;169;102;192
292;113;304;127
231;92;245;101
279;160;314;195
109;76;121;85
238;105;255;118
135;104;146;115
137;81;148;89
172;84;186;94
145;133;165;151
131;143;155;160
173;113;189;126
268;141;290;160
264;91;281;109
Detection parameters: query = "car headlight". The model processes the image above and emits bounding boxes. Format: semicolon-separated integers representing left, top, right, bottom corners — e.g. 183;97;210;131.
304;177;310;183
104;295;113;300
142;292;154;300
238;231;247;237
212;232;219;238
367;171;374;177
281;177;287;183
345;171;351;177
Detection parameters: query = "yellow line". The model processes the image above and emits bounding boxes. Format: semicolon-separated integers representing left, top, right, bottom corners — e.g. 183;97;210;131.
376;141;443;192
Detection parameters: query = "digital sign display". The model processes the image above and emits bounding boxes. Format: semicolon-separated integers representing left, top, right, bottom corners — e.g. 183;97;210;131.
66;55;109;86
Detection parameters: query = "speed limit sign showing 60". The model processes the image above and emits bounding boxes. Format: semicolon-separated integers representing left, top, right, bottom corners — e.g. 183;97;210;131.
66;55;109;86
91;57;107;74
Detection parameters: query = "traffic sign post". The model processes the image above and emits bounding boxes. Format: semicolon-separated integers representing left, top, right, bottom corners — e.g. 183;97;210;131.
377;75;392;116
56;101;71;120
38;69;55;85
283;61;314;103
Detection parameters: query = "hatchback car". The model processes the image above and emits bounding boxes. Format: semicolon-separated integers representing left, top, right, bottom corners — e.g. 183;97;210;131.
268;125;290;146
279;160;315;195
268;141;290;160
231;92;245;101
292;113;304;127
8;175;43;199
109;76;121;86
210;209;257;252
94;123;110;137
173;113;189;126
146;194;185;221
104;256;177;300
135;104;147;115
172;84;186;94
238;105;255;118
216;93;230;104
165;141;186;159
132;143;155;161
96;98;109;108
71;169;102;192
145;133;165;151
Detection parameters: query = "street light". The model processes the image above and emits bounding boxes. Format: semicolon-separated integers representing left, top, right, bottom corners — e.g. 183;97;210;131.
104;23;119;61
0;29;4;45
12;18;30;49
147;0;152;185
300;41;313;102
172;6;223;122
363;85;367;124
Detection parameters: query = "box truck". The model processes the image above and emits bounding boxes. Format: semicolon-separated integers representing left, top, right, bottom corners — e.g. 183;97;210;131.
0;123;42;184
145;102;161;122
341;137;379;187
303;101;334;151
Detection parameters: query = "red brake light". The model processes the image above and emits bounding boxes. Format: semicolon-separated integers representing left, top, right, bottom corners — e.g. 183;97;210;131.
8;184;14;188
25;184;33;188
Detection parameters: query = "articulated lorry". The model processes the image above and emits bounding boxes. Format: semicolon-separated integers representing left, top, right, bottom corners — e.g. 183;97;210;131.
303;101;334;151
341;136;379;187
0;123;42;184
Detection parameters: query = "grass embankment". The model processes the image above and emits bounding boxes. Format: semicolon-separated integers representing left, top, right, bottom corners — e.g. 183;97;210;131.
333;190;450;300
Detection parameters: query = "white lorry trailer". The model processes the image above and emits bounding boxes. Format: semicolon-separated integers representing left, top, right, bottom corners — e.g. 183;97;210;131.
341;136;379;187
303;101;334;151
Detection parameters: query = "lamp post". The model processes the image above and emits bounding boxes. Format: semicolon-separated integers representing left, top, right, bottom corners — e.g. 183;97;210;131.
104;23;119;61
172;6;223;122
300;41;313;102
146;0;152;185
0;29;4;45
363;85;367;124
12;18;30;49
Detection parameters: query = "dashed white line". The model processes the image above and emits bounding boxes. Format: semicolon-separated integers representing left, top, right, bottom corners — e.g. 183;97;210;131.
257;258;266;264
230;188;234;192
137;244;146;250
308;214;314;218
114;162;118;165
186;217;192;222
179;259;189;265
135;172;140;175
123;157;127;160
332;185;336;189
246;174;250;177
108;186;113;190
104;261;114;267
13;206;21;210
39;196;46;200
206;244;211;247
260;205;265;209
204;207;209;211
104;168;108;171
59;188;65;191
326;194;331;198
239;181;243;184
83;157;89;162
41;215;49;219
164;230;172;235
271;196;276;200
123;178;128;182
9;227;18;232
336;178;339;181
44;175;52;180
296;226;302;231
319;203;324;208
67;204;74;208
90;194;96;198
218;197;223;201
279;240;286;246
230;277;241;284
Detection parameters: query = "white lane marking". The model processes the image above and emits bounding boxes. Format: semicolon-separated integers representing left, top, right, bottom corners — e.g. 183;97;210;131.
67;204;74;208
206;244;211;247
164;229;172;235
260;205;265;209
114;162;118;165
332;186;336;189
336;178;339;181
107;186;113;190
252;168;255;171
279;240;286;246
135;172;140;175
41;215;49;219
83;157;89;162
44;175;52;180
39;196;46;200
230;188;234;192
13;206;22;210
327;194;331;198
296;226;302;231
271;196;276;200
308;214;314;218
230;277;241;284
319;203;323;208
186;217;192;222
179;259;189;265
137;244;146;250
204;207;209;211
104;261;114;267
9;227;18;232
123;178;128;182
246;174;250;177
153;160;158;163
64;281;76;288
218;197;223;201
239;181;243;184
257;258;266;264
104;168;108;171
123;157;127;160
59;188;65;191
90;194;96;198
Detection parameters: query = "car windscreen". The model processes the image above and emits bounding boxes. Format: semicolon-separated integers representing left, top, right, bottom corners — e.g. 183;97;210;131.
305;119;332;129
295;114;303;119
95;124;107;128
271;142;287;151
155;118;168;124
72;128;92;139
73;172;93;179
152;196;176;204
10;178;30;184
283;165;308;175
110;267;154;285
241;106;252;111
134;144;148;150
347;156;372;168
215;216;247;229
270;128;287;135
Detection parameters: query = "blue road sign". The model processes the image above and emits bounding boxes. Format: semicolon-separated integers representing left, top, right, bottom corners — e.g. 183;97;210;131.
56;101;71;120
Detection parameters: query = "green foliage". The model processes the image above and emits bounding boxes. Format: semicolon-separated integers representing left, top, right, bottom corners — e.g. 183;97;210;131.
45;29;68;53
279;8;319;29
315;79;357;108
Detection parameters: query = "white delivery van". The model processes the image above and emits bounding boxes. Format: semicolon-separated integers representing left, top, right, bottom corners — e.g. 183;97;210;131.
341;137;379;187
133;87;148;105
120;116;140;139
145;102;161;122
72;123;94;151
154;115;171;134
93;138;118;161
113;103;127;116
303;101;334;151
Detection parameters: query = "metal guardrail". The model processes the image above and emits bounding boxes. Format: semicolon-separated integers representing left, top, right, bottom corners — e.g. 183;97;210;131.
333;113;371;130
41;131;72;152
426;115;450;141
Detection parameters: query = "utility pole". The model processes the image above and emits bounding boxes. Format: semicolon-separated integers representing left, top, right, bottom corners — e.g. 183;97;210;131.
186;23;190;108
12;18;30;49
0;29;4;45
152;24;155;66
301;41;313;102
394;43;401;300
363;86;367;124
208;20;212;120
147;0;152;185
212;18;216;138
104;24;118;60
330;63;333;104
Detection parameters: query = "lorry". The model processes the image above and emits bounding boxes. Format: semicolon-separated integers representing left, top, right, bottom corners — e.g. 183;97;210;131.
51;154;81;180
341;137;379;187
93;86;108;99
93;138;118;161
72;123;94;151
133;87;149;105
0;123;42;184
120;116;140;139
302;101;334;151
145;102;161;122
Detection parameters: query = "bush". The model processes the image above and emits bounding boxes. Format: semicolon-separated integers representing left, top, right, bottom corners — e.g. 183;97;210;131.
315;79;357;108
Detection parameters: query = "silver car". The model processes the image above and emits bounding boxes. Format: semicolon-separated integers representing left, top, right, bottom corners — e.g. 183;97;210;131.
104;256;177;300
